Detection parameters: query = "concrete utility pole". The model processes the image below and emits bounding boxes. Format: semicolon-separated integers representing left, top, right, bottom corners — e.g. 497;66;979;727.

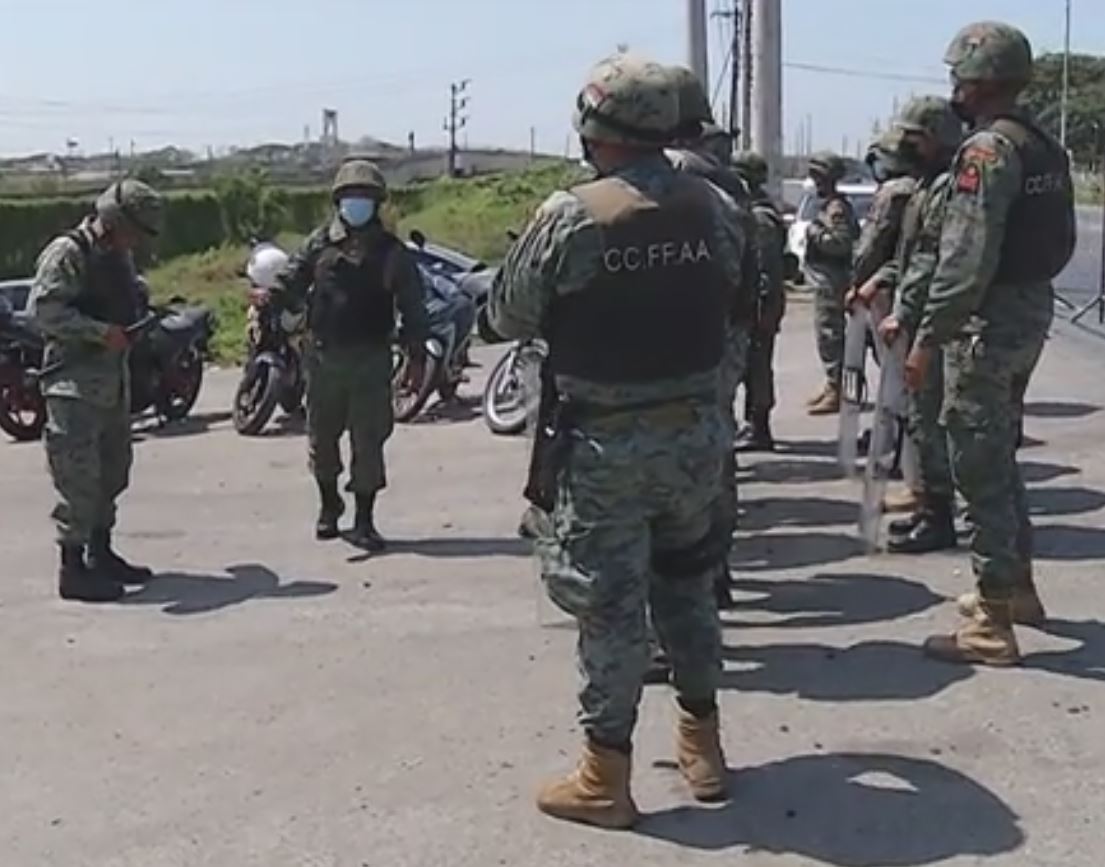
444;80;470;177
686;0;709;89
1061;0;1072;148
750;0;783;194
740;0;753;150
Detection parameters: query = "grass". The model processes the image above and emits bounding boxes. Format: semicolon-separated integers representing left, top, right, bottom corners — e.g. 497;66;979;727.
145;163;584;364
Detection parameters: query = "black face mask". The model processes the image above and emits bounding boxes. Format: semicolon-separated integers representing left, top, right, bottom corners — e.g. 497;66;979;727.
868;156;891;185
950;98;975;125
580;136;596;169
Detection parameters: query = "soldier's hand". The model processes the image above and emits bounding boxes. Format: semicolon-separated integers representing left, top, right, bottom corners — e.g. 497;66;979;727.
104;325;130;352
877;315;902;346
904;344;932;393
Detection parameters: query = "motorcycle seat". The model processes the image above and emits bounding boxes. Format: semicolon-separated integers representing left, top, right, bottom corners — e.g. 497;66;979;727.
159;308;209;333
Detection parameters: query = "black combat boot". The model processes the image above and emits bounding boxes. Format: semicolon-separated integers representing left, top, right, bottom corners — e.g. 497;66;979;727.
735;411;775;453
714;565;736;610
88;529;153;585
350;493;387;552
887;506;957;554
888;511;925;537
315;479;344;541
59;543;124;603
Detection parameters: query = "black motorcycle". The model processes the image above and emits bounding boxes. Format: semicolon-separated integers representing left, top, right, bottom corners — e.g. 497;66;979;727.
0;295;47;441
233;303;305;435
0;294;212;442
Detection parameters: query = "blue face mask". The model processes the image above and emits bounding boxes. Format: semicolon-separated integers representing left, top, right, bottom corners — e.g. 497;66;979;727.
339;197;377;228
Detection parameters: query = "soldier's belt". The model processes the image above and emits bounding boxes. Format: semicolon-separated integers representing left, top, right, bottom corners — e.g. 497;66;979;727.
571;393;714;429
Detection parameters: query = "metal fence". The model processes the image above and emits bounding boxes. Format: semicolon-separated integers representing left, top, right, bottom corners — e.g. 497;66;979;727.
1056;197;1105;334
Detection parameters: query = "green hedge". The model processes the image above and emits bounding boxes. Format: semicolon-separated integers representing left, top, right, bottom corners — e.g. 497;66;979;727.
0;187;331;280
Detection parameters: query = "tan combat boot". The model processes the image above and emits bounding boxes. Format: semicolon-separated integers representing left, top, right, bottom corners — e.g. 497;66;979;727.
805;382;831;408
807;383;842;416
883;487;921;515
676;709;728;802
536;741;639;829
923;599;1021;666
957;580;1047;628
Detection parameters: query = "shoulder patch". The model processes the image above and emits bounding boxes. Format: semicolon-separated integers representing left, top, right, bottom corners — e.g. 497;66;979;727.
825;199;848;221
962;144;999;165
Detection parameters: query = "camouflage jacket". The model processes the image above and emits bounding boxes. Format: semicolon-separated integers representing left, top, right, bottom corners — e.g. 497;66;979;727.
803;193;859;289
748;189;787;333
854;175;917;291
28;220;134;407
917;124;1058;348
270;217;429;351
488;153;749;407
892;172;952;336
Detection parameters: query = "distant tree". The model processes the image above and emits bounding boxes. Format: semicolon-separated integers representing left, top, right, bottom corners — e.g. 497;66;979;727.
134;165;166;187
1021;52;1105;167
213;169;288;243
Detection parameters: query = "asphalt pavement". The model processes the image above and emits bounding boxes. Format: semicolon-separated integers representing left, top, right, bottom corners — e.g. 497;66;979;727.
2;304;1103;867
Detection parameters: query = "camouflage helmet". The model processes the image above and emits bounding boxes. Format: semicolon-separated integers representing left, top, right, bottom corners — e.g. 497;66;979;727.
945;21;1033;83
733;151;769;188
332;158;388;200
95;179;164;237
808;151;846;182
573;52;679;148
667;64;715;138
894;95;965;152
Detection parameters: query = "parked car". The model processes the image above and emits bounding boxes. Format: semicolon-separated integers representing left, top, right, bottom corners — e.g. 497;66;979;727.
785;181;877;283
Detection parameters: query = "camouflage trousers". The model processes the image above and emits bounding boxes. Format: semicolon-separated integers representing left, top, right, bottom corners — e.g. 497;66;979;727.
906;345;953;508
943;332;1046;597
539;403;725;746
743;330;778;418
305;342;394;496
44;396;132;545
808;269;850;384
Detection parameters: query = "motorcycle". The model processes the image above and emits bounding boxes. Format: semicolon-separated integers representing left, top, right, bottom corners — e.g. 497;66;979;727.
233;303;306;436
0;291;212;442
0;295;47;441
482;338;548;436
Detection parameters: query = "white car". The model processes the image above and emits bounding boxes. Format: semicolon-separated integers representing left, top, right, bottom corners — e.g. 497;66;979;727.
786;180;877;282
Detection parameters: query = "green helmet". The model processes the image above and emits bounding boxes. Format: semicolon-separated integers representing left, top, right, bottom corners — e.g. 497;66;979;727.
95;179;163;237
944;21;1033;83
332;159;388;199
573;52;679;148
808;151;846;182
894;95;965;152
667;64;715;138
733;151;769;188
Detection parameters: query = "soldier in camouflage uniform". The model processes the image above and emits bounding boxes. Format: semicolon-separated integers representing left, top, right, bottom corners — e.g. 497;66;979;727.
851;138;918;305
267;160;429;550
29;180;164;602
733;151;787;452
871;97;966;555
488;52;750;829
907;23;1075;665
804;152;860;415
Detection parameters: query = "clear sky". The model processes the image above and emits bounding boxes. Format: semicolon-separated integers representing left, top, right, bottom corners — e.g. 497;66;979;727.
0;0;1101;159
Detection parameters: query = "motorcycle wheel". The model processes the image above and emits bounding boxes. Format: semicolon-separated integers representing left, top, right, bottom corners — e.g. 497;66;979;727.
278;356;305;414
392;348;441;423
158;347;204;422
0;381;46;442
483;345;541;436
233;359;281;436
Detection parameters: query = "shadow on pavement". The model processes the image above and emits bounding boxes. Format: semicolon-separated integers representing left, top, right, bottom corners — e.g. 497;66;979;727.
1033;525;1105;560
641;752;1024;866
740;496;857;531
731;531;864;572
410;394;483;425
1023;400;1101;419
1027;486;1105;518
772;438;840;459
1025;619;1105;683
1019;460;1081;484
122;563;337;615
744;459;844;485
263;411;308;437
133;410;233;440
722;573;944;630
360;536;532;561
720;641;971;702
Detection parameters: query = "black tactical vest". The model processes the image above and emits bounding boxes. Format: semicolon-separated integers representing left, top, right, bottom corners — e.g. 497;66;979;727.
309;233;398;347
67;231;142;327
546;174;728;384
990;114;1076;282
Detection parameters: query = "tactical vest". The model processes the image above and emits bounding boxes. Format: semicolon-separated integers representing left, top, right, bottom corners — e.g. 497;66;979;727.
546;174;728;384
67;230;142;327
805;194;858;265
990;114;1076;282
309;234;398;347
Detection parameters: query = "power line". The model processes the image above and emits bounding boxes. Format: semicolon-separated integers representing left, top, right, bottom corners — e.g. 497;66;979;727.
784;60;945;85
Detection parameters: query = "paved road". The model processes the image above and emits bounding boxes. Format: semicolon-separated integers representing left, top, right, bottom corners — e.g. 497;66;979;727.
2;305;1104;866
